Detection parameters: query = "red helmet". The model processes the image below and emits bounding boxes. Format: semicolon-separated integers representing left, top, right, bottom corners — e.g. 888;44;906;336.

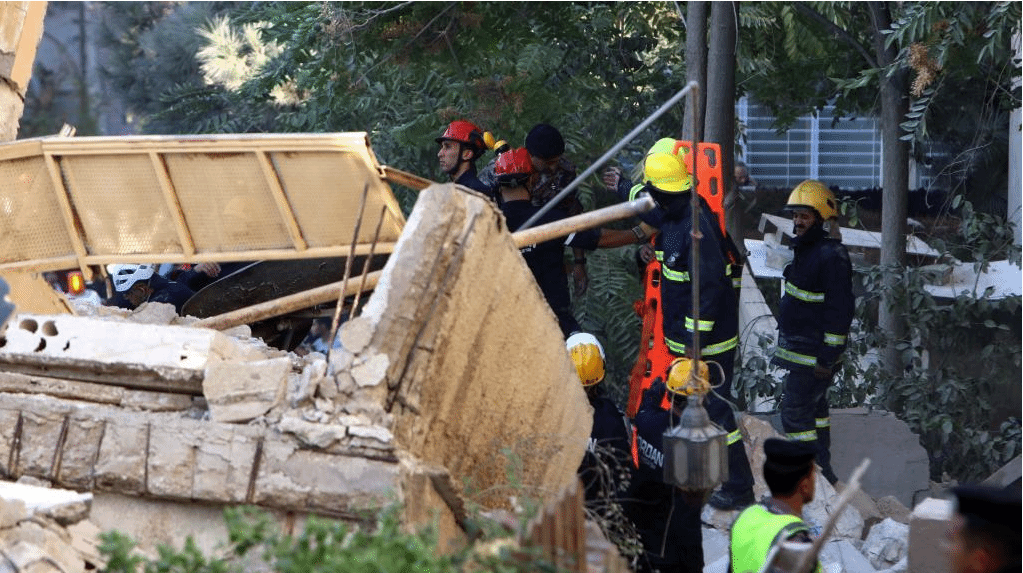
436;120;485;156
494;147;535;185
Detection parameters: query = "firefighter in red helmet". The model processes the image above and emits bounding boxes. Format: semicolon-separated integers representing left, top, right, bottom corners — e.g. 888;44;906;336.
436;120;495;200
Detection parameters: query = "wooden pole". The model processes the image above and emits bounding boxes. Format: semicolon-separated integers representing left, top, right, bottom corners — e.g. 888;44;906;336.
511;195;655;249
192;271;382;331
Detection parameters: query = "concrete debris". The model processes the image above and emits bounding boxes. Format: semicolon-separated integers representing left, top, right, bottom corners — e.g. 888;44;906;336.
0;480;101;573
203;357;289;423
862;518;910;570
907;497;952;573
830;408;930;508
875;495;911;524
820;539;877;573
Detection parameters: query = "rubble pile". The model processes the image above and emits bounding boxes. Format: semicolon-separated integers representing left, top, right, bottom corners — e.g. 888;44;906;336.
0;184;592;552
0;480;102;573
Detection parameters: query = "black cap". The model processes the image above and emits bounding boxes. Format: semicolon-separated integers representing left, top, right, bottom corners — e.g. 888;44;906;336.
525;124;565;160
952;484;1023;531
763;438;816;474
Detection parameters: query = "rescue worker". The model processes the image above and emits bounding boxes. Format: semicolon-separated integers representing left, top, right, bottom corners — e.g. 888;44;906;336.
104;263;194;315
436;120;494;200
628;374;704;573
771;181;855;486
570;333;634;522
640;148;755;511
946;484;1022;573
524;123;589;296
494;147;645;337
728;438;822;573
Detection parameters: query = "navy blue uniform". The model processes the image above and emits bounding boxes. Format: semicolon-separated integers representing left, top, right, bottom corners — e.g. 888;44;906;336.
627;383;704;573
500;200;599;338
578;388;634;519
771;224;854;481
655;195;753;498
455;165;496;202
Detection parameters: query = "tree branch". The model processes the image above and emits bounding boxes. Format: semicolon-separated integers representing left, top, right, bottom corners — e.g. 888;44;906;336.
791;3;878;69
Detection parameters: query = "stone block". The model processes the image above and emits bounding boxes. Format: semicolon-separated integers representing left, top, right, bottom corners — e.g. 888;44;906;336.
0;408;21;476
862;517;910;570
805;476;864;541
876;495;911;524
92;418;147;494
908;497;951;573
54;415;105;490
253;438;398;513
16;409;66;480
203;357;289;423
193;424;259;503
146;419;202;500
0;497;28;528
0;480;91;526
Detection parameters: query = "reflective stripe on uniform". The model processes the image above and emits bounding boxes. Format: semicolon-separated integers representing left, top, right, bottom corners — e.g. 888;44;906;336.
815;417;830;429
824;332;846;346
784;282;825;303
703;336;737;356
662;267;690;283
665;336;686;355
655;250;664;262
728;429;742;446
663;335;736;357
787;430;817;442
685;316;715;332
775;347;817;367
733;277;743;289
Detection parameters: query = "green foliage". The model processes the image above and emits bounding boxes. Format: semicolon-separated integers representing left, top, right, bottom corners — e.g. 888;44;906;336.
98;502;574;573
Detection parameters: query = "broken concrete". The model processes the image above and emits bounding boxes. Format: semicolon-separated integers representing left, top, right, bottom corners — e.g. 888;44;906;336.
830;409;930;508
862;518;910;570
0;184;592;556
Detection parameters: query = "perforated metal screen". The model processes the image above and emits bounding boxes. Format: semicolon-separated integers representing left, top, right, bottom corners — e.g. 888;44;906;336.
0;133;409;275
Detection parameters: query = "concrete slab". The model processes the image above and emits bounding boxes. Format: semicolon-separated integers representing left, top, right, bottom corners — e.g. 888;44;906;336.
830;408;930;507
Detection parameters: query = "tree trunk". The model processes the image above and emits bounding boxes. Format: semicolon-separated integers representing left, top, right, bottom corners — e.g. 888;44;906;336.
870;2;910;378
705;2;738;238
683;1;708;142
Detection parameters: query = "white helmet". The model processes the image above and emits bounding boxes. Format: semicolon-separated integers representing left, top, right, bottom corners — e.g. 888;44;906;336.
107;264;155;292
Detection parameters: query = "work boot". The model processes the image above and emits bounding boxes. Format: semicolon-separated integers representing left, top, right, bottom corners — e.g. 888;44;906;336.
707;487;755;511
816;426;838;485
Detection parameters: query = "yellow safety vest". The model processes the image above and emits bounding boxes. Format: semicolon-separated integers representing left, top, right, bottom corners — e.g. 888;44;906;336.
730;505;818;573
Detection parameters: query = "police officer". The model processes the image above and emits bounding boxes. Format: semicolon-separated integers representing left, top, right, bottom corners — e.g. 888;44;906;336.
728;438;822;573
946;485;1022;573
641;147;755;511
772;181;855;486
436;119;494;200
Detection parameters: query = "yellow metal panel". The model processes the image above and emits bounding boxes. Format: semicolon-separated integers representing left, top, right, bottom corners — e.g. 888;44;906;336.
0;133;407;273
0;155;74;262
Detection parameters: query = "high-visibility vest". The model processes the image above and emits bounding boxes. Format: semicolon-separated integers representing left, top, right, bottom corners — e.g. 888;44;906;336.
730;505;819;573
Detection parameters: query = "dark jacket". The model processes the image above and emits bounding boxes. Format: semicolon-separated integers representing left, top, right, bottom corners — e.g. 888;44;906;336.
578;388;633;509
499;199;599;337
626;382;704;573
455;165;496;201
656;195;738;359
773;224;855;370
105;274;194;315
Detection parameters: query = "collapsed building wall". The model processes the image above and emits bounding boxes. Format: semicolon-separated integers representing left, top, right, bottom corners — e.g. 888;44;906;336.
0;2;46;142
0;183;592;551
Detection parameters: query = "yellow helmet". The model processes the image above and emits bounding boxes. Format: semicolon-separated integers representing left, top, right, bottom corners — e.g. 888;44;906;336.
665;357;709;396
566;332;605;386
647;137;679;157
786;180;837;220
644;152;693;193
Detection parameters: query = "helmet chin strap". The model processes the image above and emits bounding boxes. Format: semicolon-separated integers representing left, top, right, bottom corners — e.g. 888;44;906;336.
446;144;470;177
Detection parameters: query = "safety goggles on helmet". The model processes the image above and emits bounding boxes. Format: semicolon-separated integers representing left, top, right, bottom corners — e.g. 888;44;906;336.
785;180;837;220
566;332;605;386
